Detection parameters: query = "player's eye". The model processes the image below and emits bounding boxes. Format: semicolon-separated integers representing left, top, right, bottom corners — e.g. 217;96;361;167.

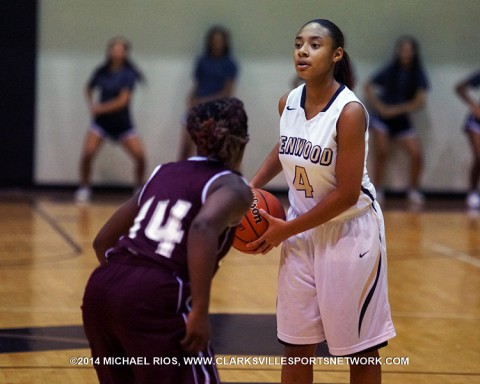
294;43;302;49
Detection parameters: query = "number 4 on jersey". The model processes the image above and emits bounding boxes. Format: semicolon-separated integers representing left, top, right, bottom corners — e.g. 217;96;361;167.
293;165;314;198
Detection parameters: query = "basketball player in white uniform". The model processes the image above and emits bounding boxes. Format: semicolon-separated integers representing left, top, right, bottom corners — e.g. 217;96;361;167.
249;19;396;384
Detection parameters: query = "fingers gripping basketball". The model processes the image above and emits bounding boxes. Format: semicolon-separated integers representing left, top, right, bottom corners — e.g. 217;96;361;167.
232;188;286;254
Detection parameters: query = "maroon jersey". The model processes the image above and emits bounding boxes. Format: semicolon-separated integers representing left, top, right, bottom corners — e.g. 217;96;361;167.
107;157;237;279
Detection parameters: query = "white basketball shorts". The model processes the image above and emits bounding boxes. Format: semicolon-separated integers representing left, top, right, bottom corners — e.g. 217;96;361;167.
277;203;396;356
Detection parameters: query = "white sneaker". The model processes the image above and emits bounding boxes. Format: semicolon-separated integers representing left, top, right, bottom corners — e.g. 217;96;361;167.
75;187;91;203
407;190;425;206
466;192;480;209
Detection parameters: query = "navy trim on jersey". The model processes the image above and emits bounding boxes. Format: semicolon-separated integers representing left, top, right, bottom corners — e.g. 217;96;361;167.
321;84;345;112
300;84;306;109
358;255;382;337
361;186;378;212
346;341;388;357
300;84;346;112
361;186;375;202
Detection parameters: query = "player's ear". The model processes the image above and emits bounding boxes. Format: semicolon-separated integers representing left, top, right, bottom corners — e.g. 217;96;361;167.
333;47;343;63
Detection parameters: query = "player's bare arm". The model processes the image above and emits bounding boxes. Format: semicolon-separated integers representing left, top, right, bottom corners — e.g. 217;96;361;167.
181;175;252;353
249;143;282;189
249;94;288;189
92;196;139;264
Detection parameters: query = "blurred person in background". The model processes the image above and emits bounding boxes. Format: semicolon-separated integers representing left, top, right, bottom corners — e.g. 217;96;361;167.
455;69;480;209
178;25;238;160
364;36;429;206
75;37;146;202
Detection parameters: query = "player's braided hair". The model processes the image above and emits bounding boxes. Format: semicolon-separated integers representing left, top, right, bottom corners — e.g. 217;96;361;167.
187;98;249;164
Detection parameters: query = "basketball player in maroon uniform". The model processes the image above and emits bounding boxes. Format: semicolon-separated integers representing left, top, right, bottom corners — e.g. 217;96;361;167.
82;98;252;384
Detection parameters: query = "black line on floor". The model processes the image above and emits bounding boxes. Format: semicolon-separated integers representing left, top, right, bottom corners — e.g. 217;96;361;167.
31;200;82;254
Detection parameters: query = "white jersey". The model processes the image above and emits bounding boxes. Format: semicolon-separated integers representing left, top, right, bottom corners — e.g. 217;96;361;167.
279;84;376;221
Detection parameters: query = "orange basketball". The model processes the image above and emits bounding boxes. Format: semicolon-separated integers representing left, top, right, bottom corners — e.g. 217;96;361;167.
232;188;286;254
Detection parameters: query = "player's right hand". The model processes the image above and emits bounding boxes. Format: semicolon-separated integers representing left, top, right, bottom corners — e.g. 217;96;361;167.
247;209;288;254
180;310;210;354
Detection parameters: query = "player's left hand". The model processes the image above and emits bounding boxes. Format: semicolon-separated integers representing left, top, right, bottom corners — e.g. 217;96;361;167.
247;209;289;254
181;310;210;354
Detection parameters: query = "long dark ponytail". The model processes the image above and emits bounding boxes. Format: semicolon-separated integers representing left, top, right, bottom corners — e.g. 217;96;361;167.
302;19;354;89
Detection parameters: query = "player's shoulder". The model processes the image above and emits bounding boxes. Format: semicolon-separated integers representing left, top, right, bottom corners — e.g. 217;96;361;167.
209;169;248;189
338;87;366;110
114;66;138;84
160;159;235;183
280;84;304;115
207;171;251;203
338;86;362;103
339;99;366;121
278;93;288;115
467;70;480;86
372;62;396;82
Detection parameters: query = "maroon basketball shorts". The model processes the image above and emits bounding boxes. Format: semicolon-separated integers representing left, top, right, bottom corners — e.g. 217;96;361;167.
82;253;220;384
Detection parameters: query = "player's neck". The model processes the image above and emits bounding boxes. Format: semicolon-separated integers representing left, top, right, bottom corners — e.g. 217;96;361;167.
303;79;339;119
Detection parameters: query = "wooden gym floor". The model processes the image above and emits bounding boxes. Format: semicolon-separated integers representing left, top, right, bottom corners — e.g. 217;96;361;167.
0;190;479;383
